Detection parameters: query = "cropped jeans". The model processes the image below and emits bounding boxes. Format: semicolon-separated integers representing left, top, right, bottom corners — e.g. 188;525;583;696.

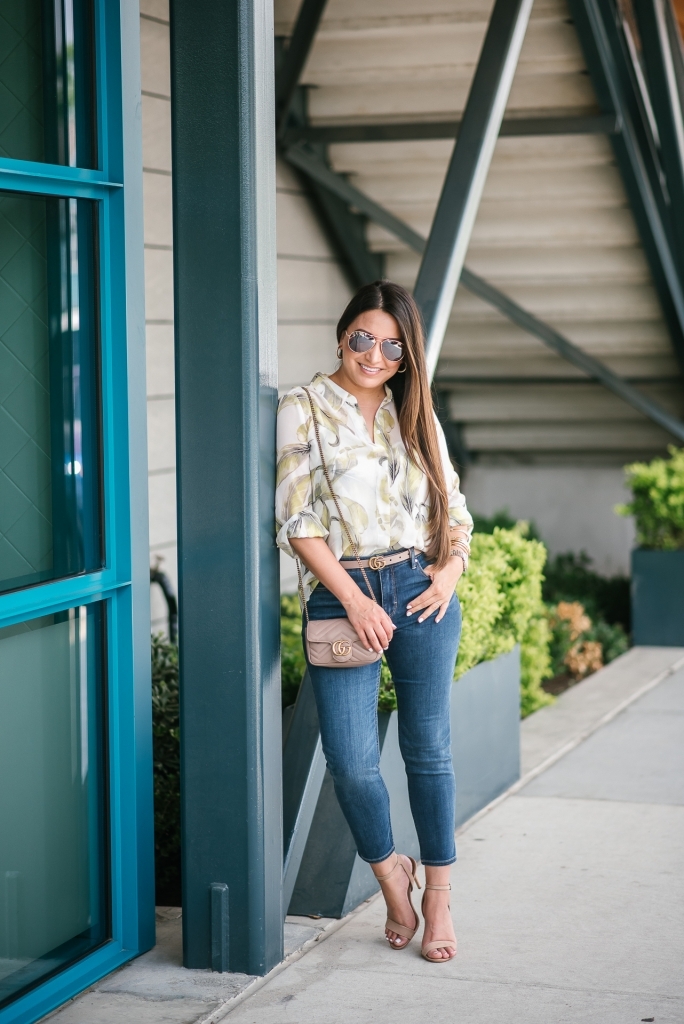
305;549;461;867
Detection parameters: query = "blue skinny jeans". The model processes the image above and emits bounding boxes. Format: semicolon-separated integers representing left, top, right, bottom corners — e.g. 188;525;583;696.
305;549;461;867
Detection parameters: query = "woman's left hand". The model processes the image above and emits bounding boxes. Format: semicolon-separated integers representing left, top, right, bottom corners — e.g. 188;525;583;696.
407;557;464;624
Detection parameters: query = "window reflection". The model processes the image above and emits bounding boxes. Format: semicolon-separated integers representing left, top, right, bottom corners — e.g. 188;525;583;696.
0;0;96;168
0;603;109;1008
0;191;103;594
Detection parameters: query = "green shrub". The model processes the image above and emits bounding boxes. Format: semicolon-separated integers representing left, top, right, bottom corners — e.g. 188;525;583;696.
281;525;554;718
281;594;307;708
542;550;630;631
616;445;684;550
151;633;181;906
457;526;553;718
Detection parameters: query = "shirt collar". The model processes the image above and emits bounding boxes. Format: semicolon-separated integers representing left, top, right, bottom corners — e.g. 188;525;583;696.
311;372;394;409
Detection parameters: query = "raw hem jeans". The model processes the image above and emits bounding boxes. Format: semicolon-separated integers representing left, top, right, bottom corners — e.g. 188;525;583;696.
305;549;461;866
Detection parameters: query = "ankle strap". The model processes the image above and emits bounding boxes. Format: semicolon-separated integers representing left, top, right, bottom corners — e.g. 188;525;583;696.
424;883;451;891
374;855;400;882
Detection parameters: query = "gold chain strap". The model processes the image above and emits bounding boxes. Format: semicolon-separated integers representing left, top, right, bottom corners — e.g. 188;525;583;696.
296;386;378;614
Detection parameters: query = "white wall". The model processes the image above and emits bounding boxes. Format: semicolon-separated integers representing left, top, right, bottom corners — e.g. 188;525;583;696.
140;1;177;634
276;159;352;592
463;464;636;576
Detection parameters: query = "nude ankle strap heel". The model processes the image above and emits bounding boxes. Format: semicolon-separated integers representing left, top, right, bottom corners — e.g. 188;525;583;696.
421;883;458;963
375;854;421;950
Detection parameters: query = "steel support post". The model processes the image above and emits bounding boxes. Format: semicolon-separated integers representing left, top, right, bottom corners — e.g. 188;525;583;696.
170;0;283;975
413;0;534;379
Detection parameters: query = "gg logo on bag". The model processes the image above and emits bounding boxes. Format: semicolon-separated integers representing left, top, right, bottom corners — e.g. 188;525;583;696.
332;639;352;657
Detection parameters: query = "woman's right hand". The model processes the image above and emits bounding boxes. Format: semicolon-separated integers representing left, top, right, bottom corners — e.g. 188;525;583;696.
344;590;396;653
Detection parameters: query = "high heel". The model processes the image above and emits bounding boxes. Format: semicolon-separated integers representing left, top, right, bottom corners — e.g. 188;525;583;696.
421;884;457;962
375;854;421;950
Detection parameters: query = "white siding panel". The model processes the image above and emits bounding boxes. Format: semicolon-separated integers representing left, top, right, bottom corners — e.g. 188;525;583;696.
144;247;174;322
278;258;350;323
142;94;172;172
278;323;339;392
140;16;170;96
146;400;176;473
146;324;175;397
143;171;173;247
277;190;339;258
148;471;177;549
140;0;168;19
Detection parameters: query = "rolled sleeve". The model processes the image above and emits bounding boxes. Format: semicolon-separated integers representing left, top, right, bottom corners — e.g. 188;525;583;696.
275;389;329;558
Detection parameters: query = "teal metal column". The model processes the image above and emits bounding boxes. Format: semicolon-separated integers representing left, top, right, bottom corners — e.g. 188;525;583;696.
170;0;283;975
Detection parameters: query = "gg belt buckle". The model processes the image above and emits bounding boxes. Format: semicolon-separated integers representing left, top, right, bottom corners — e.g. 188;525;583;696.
368;555;386;570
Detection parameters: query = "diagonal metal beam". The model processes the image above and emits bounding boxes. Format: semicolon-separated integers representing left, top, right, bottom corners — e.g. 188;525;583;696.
283;113;620;146
568;0;684;375
634;1;684;273
459;268;684;442
276;0;328;134
413;0;534;379
285;146;684;442
285;143;426;251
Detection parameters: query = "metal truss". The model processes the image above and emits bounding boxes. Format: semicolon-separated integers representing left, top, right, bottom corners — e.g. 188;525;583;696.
283;113;619;146
568;0;684;375
284;144;684;442
413;0;534;377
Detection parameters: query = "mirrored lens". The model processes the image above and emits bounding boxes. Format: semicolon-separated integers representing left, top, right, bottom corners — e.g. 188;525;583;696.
347;331;375;353
381;340;404;361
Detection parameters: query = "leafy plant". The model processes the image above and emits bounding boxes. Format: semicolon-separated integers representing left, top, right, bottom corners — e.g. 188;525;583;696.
542;550;630;631
546;601;628;686
281;525;555;718
281;594;307;708
616;445;684;550
151;633;181;906
457;525;553;718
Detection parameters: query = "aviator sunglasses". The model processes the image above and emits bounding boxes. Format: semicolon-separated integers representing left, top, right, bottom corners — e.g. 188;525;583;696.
344;329;404;362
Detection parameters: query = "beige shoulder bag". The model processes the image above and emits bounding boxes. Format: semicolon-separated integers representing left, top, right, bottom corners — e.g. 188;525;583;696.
296;387;382;668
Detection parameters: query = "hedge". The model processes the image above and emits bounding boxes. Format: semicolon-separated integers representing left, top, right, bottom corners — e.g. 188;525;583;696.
616;445;684;550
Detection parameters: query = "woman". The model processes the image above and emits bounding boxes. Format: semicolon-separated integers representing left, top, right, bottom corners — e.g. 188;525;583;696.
276;281;472;962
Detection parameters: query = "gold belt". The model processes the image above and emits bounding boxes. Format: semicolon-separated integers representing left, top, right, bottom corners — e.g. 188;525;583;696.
340;549;413;571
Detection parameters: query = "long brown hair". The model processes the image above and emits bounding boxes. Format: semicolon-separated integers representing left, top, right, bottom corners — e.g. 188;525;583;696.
336;280;452;569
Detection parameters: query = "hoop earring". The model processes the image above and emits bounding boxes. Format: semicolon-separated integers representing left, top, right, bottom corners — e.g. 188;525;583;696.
397;362;407;373
336;346;343;359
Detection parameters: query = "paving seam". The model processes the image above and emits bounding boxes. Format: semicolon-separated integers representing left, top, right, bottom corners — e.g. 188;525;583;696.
196;893;383;1023
197;651;684;1024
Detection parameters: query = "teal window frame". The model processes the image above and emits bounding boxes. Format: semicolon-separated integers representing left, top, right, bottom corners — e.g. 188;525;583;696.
0;1;154;1021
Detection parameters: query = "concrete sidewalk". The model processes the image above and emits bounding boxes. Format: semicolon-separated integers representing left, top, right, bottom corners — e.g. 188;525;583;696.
45;647;684;1024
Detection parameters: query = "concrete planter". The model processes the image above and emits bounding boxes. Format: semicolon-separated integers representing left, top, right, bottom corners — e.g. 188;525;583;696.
631;549;684;646
286;646;521;918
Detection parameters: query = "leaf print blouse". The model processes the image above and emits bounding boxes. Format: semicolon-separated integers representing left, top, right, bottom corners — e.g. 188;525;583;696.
276;373;473;599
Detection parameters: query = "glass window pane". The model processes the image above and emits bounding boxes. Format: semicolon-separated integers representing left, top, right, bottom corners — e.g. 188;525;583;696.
0;191;103;594
0;603;109;1008
0;0;96;168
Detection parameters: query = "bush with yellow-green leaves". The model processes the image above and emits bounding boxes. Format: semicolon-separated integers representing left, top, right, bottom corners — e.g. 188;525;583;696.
615;445;684;550
281;524;554;719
